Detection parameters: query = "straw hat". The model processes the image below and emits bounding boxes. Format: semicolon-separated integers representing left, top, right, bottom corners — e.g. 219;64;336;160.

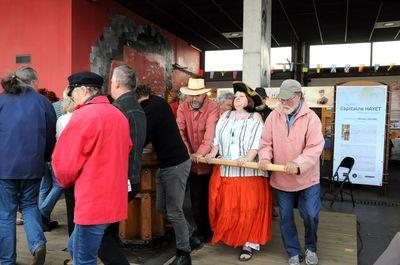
180;78;211;96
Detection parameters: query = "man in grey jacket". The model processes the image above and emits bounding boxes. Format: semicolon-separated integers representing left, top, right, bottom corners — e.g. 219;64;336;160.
98;65;147;265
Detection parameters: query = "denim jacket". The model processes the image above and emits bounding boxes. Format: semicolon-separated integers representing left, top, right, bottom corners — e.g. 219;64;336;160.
113;91;147;185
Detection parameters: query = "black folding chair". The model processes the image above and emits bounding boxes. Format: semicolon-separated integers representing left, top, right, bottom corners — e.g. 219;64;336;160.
322;157;355;207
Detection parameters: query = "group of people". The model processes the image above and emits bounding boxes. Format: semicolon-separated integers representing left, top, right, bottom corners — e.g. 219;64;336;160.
0;64;324;265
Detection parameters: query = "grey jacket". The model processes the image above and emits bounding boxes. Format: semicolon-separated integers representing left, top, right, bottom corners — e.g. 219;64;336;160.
113;91;147;185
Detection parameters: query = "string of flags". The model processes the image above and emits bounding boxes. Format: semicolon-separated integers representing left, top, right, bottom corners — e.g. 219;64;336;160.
204;62;397;79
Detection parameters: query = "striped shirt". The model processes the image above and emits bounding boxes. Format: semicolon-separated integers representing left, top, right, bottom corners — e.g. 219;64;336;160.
213;111;265;177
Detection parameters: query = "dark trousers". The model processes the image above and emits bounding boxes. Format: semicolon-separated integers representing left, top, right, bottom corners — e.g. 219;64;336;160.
98;185;138;265
188;171;212;239
64;186;75;236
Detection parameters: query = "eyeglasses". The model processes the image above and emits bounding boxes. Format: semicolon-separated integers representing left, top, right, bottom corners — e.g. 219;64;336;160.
281;95;297;103
67;85;81;97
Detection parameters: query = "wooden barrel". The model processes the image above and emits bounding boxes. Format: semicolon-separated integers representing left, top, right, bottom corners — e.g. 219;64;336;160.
119;145;164;241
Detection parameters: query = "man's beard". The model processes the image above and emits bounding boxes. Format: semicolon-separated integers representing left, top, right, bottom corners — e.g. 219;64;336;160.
190;98;205;110
283;104;298;115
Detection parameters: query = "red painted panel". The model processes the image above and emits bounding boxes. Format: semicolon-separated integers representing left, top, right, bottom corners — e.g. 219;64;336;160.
109;47;166;96
173;38;201;91
0;0;71;95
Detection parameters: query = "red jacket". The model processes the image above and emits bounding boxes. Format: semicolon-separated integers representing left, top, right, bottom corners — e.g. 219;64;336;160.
52;96;132;225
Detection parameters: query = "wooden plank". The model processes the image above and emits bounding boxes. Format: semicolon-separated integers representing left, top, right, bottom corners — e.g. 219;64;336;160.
196;157;286;172
189;210;357;265
140;193;152;241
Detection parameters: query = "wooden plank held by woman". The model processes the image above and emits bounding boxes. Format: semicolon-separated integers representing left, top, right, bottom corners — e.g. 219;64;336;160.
196;157;286;172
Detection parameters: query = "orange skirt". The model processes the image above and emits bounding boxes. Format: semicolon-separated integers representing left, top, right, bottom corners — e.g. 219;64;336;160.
209;166;272;247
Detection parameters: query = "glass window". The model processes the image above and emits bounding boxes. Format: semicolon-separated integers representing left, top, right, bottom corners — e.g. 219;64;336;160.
205;49;243;72
205;47;292;72
271;47;292;69
310;43;371;68
372;41;400;66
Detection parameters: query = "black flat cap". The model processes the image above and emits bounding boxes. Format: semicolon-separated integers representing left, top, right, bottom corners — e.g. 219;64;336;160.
68;71;103;88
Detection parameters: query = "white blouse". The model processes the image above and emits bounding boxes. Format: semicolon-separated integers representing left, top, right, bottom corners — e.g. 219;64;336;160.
56;112;73;140
213;111;265;177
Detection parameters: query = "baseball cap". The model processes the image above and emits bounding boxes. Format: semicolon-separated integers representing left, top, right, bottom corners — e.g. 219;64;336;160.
278;79;302;100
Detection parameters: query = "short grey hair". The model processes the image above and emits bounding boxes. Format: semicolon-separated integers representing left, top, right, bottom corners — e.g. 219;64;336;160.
113;65;136;89
218;92;234;103
16;66;38;84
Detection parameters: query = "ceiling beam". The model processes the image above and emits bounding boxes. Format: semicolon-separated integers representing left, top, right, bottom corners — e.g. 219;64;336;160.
211;0;242;30
144;0;221;49
395;29;400;40
312;0;324;44
272;34;280;46
177;0;240;49
277;0;300;42
344;0;349;42
369;1;383;41
211;0;279;47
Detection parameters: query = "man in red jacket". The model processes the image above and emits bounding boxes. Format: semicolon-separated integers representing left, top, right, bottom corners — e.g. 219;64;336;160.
52;72;132;265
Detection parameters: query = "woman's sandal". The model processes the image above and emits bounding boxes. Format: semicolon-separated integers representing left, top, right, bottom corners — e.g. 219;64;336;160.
239;248;253;262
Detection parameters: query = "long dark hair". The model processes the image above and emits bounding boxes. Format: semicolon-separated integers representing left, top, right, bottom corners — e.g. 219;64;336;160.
232;92;255;112
1;73;28;95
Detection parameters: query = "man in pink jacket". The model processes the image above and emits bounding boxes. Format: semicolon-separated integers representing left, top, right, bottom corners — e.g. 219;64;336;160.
177;78;219;242
258;79;324;265
52;72;132;265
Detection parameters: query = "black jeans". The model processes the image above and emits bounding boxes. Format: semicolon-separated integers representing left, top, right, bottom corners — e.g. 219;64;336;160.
188;172;212;239
64;186;75;236
98;185;138;265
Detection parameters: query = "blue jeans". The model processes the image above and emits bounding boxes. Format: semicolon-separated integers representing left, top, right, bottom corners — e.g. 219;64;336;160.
274;183;321;257
39;163;63;218
0;179;46;265
68;224;109;265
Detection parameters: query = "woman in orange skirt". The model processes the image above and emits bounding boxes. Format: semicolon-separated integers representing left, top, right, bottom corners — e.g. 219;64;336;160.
204;81;272;261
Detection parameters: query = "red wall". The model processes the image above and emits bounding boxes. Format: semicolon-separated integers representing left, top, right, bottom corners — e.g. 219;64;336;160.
0;0;72;95
0;0;200;96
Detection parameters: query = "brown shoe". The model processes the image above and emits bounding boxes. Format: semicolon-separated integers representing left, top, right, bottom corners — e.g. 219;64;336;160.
31;245;46;265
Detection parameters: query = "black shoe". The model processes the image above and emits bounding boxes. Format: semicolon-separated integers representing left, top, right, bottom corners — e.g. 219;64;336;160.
32;245;46;265
171;249;191;265
42;217;59;232
190;235;203;251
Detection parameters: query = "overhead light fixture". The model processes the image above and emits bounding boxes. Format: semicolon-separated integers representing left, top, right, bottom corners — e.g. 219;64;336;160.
222;32;243;39
375;21;400;29
384;22;395;27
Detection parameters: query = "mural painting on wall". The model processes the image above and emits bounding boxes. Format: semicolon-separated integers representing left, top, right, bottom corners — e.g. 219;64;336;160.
90;13;173;95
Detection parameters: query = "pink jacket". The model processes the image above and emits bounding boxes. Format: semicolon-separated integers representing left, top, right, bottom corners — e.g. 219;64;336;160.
177;98;219;174
259;101;324;192
52;96;132;225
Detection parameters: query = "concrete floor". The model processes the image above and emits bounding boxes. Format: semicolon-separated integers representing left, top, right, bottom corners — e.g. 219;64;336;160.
15;160;400;265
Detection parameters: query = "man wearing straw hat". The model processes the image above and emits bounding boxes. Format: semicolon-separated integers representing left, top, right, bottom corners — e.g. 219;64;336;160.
177;78;219;242
258;79;324;265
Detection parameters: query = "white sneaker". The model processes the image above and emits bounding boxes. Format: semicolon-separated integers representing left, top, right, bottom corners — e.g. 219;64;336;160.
305;249;318;265
288;255;300;265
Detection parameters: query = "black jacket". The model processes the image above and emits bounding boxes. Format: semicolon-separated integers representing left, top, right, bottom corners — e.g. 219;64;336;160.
140;95;189;168
113;91;147;185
